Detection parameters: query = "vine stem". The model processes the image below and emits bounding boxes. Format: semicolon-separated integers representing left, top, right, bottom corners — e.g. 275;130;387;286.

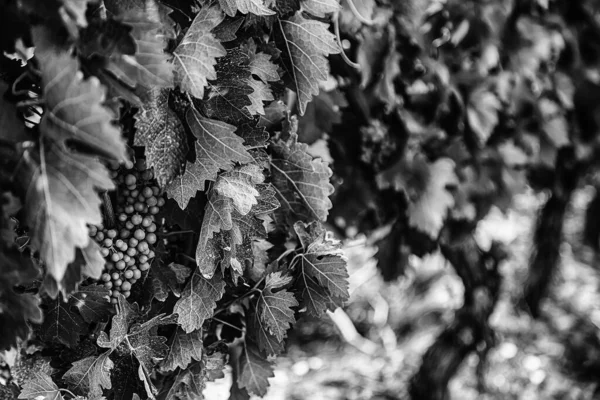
161;230;195;237
334;12;361;71
59;388;77;399
213;316;243;332
213;277;265;317
346;0;375;26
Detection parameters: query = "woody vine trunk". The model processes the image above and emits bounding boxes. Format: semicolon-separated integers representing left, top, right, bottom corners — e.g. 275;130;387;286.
409;221;505;400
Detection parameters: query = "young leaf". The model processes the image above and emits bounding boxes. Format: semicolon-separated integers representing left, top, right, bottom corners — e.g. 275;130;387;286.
161;327;204;372
63;352;114;398
219;0;275;17
134;88;188;188
166;109;253;209
256;272;298;341
173;5;226;99
238;342;274;396
174;271;225;333
270;132;334;222
40;295;87;348
33;28;128;162
276;12;341;115
18;371;64;400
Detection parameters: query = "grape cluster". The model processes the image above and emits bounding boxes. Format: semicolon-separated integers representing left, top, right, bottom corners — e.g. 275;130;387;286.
90;159;164;303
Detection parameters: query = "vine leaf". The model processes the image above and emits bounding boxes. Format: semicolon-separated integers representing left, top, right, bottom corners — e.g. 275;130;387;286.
257;272;297;341
300;0;340;18
407;158;458;238
134;88;188;188
63;352;113;398
71;284;112;324
270;131;334;222
17;371;64;400
174;271;226;333
173;5;226;99
166;343;228;400
276;12;341;115
33;27;128;161
161;327;204;372
20;143;114;287
248;312;285;356
294;221;348;316
467;87;500;145
201;48;254;125
115;5;174;89
166;109;253;209
245;42;280;115
196;164;265;277
219;0;275;16
97;296;176;398
238;342;274;396
40;295;87;348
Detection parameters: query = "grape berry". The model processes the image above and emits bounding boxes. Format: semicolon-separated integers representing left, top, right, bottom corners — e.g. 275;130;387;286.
89;159;164;304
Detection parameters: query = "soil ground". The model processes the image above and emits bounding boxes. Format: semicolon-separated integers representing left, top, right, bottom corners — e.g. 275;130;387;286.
206;188;600;400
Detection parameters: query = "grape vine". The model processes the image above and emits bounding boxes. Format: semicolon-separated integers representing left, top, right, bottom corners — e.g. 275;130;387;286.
1;0;599;399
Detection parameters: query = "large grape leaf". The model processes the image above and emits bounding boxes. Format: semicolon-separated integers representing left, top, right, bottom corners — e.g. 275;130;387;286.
33;28;128;162
238;342;274;396
269;132;334;222
276;12;340;115
219;0;275;16
19;143;114;286
256;272;297;341
161;328;204;372
63;352;114;398
165;109;253;209
134;88;187;187
174;271;225;333
17;371;64;400
173;5;226;99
